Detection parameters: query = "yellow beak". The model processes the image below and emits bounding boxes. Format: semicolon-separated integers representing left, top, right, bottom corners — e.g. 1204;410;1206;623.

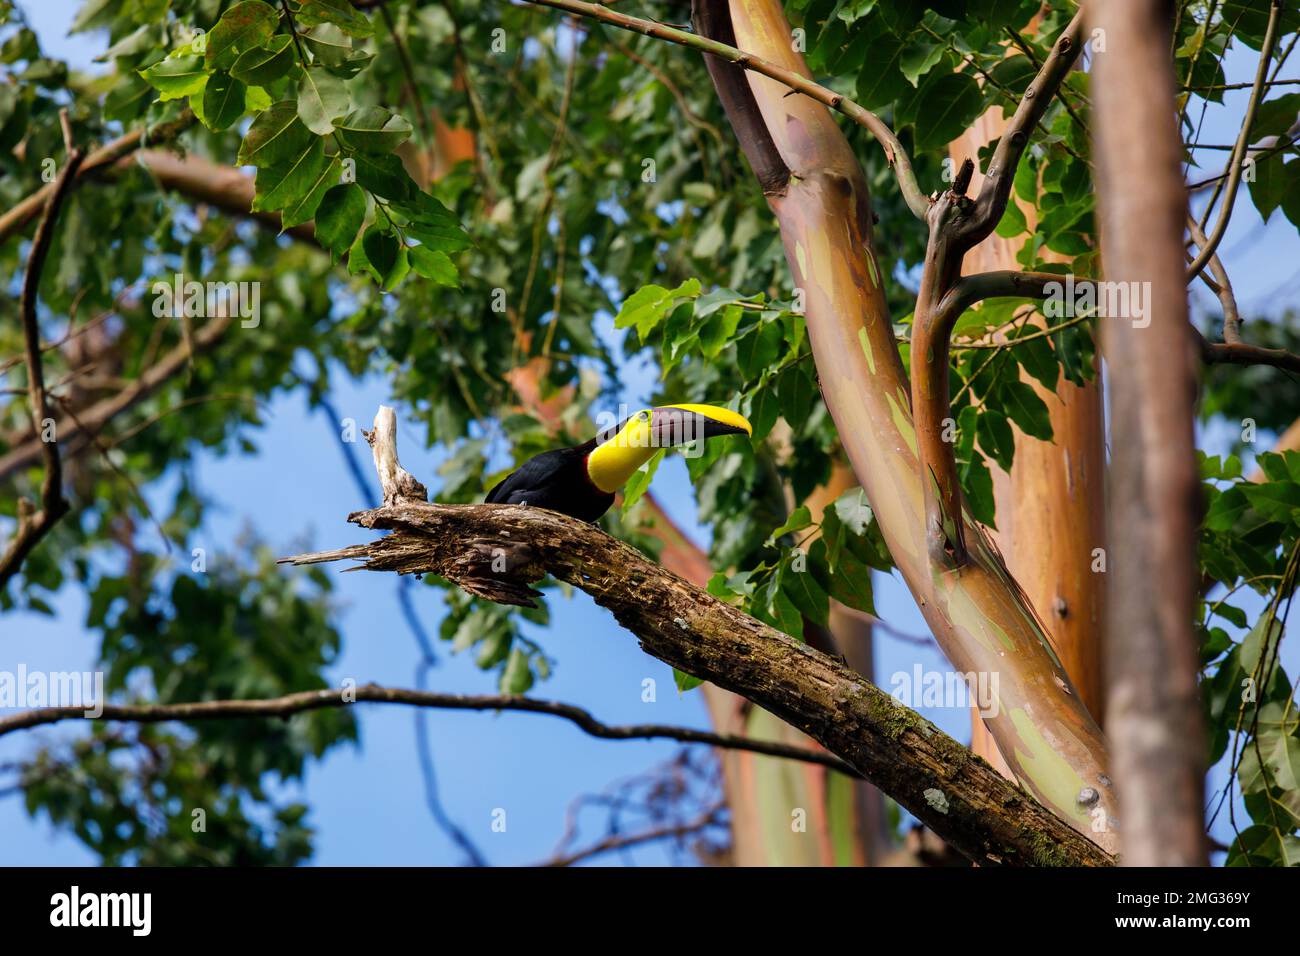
657;403;753;436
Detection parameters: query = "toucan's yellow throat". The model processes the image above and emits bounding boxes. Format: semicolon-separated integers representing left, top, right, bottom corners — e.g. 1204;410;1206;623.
586;404;752;494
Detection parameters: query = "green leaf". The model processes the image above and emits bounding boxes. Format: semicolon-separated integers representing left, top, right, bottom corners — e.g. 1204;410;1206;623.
312;183;366;261
994;196;1027;238
201;71;247;131
673;668;704;693
1000;380;1053;441
622;449;665;511
230;35;295;86
959;451;996;527
303;23;352;67
767;505;812;545
854;24;908;110
1205;485;1249;531
296;0;376;38
976;408;1015;472
698;303;743;358
359;224;401;286
239;100;312;166
501;647;534;695
1242;479;1300;523
394;192;469;251
321;50;374;79
341;154;410;203
251;135;328;213
766;573;805;639
777;364;817;427
781;561;829;628
1251;92;1300;140
989;53;1036;97
735;320;783;380
1248;153;1296;224
833;487;872;536
206;0;278;71
280;156;341;229
409;245;460;287
297;66;350;135
614;279;700;341
474;627;511;669
335;107;412;153
828;549;875;615
907;72;983;151
1010;328;1059;391
139;54;208;100
745;386;780;441
899;39;944;86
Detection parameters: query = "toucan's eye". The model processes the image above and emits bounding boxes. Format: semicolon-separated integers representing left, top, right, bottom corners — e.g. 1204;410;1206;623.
637;410;651;423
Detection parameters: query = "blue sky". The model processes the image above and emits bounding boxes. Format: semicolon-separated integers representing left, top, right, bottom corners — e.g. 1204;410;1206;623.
3;2;1298;866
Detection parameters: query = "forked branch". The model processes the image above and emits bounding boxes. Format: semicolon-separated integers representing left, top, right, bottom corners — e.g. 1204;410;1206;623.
909;11;1086;568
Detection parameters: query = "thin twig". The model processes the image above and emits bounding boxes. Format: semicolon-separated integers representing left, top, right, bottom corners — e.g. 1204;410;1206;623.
1187;0;1283;281
539;799;727;866
0;682;861;776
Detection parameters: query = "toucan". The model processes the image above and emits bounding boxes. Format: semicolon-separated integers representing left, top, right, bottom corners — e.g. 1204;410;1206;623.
485;403;753;522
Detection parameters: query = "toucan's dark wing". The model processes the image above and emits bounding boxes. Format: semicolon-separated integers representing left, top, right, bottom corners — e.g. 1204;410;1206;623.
484;446;614;521
486;448;578;504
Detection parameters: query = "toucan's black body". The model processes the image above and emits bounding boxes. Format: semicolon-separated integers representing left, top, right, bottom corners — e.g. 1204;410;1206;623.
485;439;612;522
485;405;751;522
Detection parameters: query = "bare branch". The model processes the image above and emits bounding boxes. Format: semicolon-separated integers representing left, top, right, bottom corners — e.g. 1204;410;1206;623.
910;164;976;566
907;12;1086;568
0;120;86;591
0;682;862;775
1196;330;1300;374
1186;214;1241;343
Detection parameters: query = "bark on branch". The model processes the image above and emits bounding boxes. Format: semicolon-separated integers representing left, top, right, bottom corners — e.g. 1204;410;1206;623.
275;406;1112;866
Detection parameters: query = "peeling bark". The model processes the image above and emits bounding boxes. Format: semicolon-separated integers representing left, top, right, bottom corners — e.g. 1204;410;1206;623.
949;107;1108;729
698;0;1116;849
